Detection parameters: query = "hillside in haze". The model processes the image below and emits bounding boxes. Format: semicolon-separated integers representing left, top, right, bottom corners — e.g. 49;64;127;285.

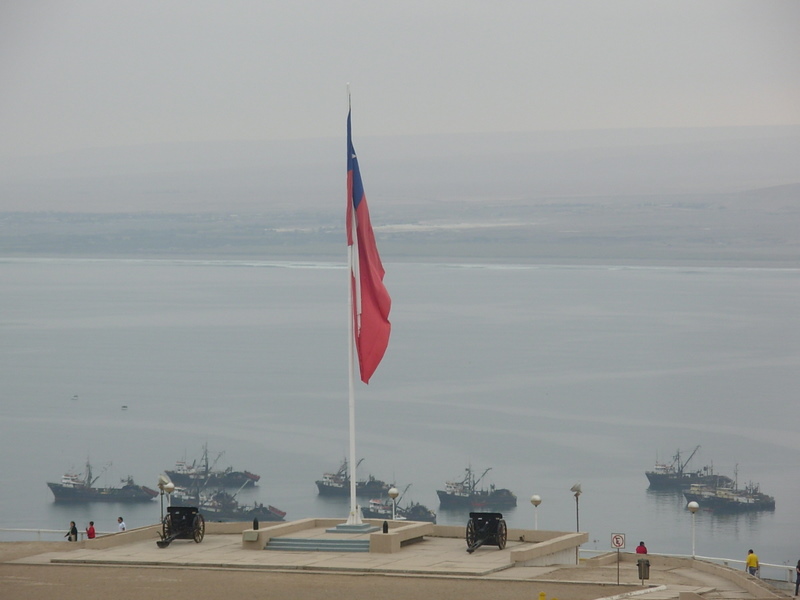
0;126;798;265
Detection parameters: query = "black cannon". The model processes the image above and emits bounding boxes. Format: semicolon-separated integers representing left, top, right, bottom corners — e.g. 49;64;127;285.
157;506;205;548
465;512;507;553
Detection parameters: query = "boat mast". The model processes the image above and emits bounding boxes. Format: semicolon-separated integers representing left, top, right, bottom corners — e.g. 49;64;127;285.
679;445;701;475
473;468;492;492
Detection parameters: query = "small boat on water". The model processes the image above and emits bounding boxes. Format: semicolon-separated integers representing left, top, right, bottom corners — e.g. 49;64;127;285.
165;445;260;490
645;446;732;490
47;460;157;503
436;466;516;509
315;458;392;497
683;466;775;512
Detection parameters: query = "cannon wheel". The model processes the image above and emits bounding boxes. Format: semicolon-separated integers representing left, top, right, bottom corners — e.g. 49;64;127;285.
161;513;173;539
465;519;476;549
496;519;507;550
192;513;205;543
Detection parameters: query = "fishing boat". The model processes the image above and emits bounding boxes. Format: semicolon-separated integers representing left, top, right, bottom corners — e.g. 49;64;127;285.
165;445;260;490
171;486;286;523
645;446;732;490
47;460;157;503
197;491;286;523
315;458;392;497
361;485;437;522
683;466;775;512
362;498;437;523
436;466;517;508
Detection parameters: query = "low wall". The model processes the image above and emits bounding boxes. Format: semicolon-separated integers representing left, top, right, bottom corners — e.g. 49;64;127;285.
76;521;247;550
509;532;588;566
430;526;587;566
242;518;321;549
692;557;784;599
430;526;571;544
369;522;434;553
241;518;434;552
78;525;162;550
240;520;587;564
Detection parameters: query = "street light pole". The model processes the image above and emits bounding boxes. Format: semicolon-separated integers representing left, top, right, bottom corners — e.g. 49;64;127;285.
157;475;172;523
688;501;699;558
570;483;582;565
388;487;399;521
530;495;542;530
570;483;582;531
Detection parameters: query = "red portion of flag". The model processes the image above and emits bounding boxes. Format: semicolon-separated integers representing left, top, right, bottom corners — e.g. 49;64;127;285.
347;109;391;384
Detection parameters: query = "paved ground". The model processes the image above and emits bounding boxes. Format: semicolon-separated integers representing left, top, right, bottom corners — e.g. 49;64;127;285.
0;527;786;600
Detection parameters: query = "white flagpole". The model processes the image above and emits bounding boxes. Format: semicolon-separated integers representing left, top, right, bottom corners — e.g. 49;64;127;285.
345;85;361;525
346;240;362;525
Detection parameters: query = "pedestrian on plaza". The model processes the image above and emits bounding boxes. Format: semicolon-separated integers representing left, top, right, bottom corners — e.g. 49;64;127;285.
745;549;759;577
85;521;96;539
65;521;78;542
117;516;126;532
635;541;648;554
794;559;800;596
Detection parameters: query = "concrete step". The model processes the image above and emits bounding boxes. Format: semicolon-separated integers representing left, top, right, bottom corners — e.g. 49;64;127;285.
265;537;370;553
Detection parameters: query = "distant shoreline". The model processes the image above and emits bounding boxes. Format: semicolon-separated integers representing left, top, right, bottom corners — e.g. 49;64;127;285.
1;188;797;268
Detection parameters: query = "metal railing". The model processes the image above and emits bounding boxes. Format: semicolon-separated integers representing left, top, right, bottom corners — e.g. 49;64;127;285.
578;548;797;590
0;528;115;542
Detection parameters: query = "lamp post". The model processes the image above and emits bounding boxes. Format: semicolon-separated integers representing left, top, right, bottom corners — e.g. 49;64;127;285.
687;501;699;558
570;483;582;565
530;494;542;530
570;483;582;531
388;487;399;521
157;475;172;522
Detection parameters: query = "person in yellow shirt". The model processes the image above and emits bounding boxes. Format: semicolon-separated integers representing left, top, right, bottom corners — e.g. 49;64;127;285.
745;549;759;576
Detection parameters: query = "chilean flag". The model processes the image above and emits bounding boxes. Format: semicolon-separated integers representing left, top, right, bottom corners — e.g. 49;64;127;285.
346;108;391;384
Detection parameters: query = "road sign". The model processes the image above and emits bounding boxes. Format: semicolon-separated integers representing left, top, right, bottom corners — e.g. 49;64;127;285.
611;533;625;549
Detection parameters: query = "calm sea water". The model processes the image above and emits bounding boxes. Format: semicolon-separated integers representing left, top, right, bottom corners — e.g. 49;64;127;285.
1;258;799;570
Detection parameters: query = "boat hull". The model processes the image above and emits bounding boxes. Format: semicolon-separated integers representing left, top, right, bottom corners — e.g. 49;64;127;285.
173;491;285;523
683;490;776;512
362;501;437;523
436;488;517;509
200;505;286;522
47;482;158;503
315;480;391;497
646;471;732;490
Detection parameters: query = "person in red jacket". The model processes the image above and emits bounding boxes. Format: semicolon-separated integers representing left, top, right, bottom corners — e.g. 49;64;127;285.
636;541;648;554
85;521;96;539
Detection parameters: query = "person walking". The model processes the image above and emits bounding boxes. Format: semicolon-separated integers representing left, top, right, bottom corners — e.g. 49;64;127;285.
85;521;96;539
745;549;759;576
635;541;648;554
794;559;800;596
117;516;126;532
65;521;78;542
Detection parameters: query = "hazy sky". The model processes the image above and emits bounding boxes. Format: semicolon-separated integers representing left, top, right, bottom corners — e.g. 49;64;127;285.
1;1;799;159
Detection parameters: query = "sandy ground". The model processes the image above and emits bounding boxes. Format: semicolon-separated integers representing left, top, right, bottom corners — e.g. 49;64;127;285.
0;542;631;600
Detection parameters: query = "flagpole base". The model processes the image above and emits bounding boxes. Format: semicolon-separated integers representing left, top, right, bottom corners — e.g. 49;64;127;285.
326;506;379;534
346;506;363;526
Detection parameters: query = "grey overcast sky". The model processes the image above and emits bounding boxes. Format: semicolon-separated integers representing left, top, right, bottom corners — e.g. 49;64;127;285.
1;0;799;159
